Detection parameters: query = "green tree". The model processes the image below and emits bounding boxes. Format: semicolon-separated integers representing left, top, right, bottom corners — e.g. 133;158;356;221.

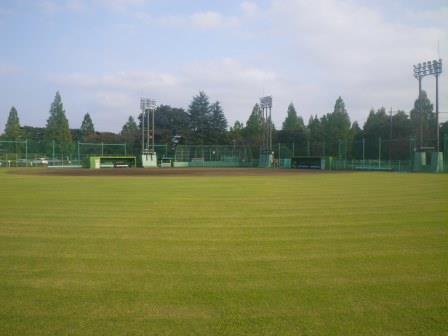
410;90;435;147
308;115;323;144
363;108;389;139
245;103;263;133
80;113;95;140
350;121;362;140
282;103;304;131
441;121;448;149
4;106;22;140
322;96;351;156
209;101;228;143
121;116;139;140
328;96;351;139
188;91;211;144
229;120;244;144
45;91;72;154
243;103;263;146
155;105;190;143
391;111;412;139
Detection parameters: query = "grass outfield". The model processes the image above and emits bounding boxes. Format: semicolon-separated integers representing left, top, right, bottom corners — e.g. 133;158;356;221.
0;170;447;335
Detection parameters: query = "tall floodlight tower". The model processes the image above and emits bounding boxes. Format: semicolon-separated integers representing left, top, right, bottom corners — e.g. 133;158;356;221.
413;59;443;172
259;96;273;167
140;98;158;168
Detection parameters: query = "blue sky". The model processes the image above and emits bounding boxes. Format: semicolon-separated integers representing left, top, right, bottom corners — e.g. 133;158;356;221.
0;0;447;132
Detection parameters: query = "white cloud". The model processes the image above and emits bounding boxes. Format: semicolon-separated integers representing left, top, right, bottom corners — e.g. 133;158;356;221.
137;10;241;30
240;1;258;16
191;11;225;29
37;0;59;14
0;64;21;76
93;0;148;10
268;0;448;122
405;6;448;30
51;71;180;91
66;0;86;12
48;59;302;130
18;0;448;130
36;0;148;14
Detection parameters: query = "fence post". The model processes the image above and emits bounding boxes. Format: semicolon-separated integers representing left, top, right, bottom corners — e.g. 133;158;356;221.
292;142;295;157
77;142;80;162
52;140;55;164
101;142;104;156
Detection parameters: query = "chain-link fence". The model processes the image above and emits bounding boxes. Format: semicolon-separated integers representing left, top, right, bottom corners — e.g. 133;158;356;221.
0;137;445;172
272;136;445;172
174;145;257;167
0;140;129;167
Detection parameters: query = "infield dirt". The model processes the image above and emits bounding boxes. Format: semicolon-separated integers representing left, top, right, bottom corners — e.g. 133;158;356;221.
9;167;345;177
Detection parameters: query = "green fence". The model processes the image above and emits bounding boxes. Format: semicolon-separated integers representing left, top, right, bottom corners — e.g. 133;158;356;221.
174;145;257;167
272;136;445;172
0;137;445;172
0;140;129;167
444;135;448;173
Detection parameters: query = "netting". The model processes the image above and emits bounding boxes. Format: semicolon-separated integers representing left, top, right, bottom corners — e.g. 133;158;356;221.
174;145;256;167
78;142;127;161
0;140;28;167
444;135;448;172
0;137;445;172
272;137;420;172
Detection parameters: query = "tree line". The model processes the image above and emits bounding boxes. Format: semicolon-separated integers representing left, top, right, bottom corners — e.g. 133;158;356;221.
2;90;447;159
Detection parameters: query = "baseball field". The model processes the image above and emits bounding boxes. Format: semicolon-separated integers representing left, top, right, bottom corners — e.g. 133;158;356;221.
0;168;447;335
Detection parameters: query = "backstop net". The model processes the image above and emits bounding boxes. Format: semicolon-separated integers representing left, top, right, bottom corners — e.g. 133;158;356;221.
273;137;420;171
77;142;127;162
0;140;28;167
174;145;256;167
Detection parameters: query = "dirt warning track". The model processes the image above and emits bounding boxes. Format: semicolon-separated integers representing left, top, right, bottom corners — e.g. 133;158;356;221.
9;167;338;177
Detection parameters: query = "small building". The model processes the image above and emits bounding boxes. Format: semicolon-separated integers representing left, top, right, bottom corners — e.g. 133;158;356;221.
88;156;136;169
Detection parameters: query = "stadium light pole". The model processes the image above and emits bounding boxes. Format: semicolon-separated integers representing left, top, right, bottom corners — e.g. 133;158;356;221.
140;98;157;154
413;59;443;151
259;96;273;152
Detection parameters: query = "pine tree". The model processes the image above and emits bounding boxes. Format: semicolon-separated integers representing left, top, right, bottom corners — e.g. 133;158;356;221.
326;96;351;139
308;115;323;143
230;120;244;144
410;90;435;147
188;91;211;144
121;116;139;139
80;113;95;140
45;91;72;153
4;106;22;140
120;115;139;154
210;101;227;135
282;103;304;131
243;103;264;146
245;103;263;133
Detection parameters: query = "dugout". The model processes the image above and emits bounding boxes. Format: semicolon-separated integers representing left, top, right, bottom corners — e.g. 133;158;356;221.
88;156;136;169
291;156;326;170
